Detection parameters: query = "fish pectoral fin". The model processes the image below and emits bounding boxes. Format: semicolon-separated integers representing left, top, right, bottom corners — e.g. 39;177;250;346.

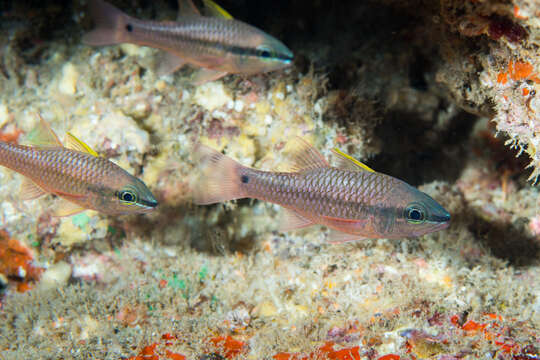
282;137;330;172
155;52;187;76
331;148;375;173
20;179;48;200
279;208;315;232
65;132;100;157
53;198;87;217
191;68;228;85
177;0;200;17
327;229;370;244
202;0;234;19
26;114;63;147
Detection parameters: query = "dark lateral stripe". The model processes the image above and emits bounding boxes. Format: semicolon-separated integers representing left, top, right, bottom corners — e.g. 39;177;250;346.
192;37;292;62
226;44;292;62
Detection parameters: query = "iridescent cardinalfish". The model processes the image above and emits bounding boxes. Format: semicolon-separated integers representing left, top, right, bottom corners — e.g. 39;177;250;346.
83;0;294;84
0;116;157;216
193;139;450;242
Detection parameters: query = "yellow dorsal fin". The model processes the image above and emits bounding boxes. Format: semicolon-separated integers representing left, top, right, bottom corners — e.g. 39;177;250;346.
202;0;233;19
65;132;99;157
331;148;375;173
26;114;63;147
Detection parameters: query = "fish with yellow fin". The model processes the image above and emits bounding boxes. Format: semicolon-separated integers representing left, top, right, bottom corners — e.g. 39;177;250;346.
0;116;157;216
83;0;294;84
193;139;450;242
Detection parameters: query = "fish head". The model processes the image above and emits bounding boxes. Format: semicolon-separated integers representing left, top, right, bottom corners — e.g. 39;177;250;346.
95;172;158;215
234;30;293;74
378;182;450;238
113;176;158;214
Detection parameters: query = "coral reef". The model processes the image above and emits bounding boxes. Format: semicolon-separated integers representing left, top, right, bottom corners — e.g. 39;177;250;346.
0;0;538;359
437;0;540;181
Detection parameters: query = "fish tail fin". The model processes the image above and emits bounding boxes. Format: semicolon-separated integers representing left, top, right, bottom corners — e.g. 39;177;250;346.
192;144;246;205
83;0;132;45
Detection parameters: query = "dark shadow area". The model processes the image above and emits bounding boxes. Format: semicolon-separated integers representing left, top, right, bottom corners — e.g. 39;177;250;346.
469;214;539;267
367;110;478;187
427;190;540;267
103;200;257;255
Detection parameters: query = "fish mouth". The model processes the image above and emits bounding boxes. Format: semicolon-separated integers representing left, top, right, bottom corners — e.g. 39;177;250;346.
411;219;450;237
280;52;294;64
137;198;158;211
432;211;451;224
435;221;450;230
423;210;451;233
278;50;294;65
426;219;451;233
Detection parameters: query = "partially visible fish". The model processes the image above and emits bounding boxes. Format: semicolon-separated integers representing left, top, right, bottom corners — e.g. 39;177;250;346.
83;0;294;84
193;139;450;242
0;116;157;216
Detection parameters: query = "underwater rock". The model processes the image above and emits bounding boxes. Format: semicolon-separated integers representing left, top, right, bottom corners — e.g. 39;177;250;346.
38;261;71;290
0;0;538;359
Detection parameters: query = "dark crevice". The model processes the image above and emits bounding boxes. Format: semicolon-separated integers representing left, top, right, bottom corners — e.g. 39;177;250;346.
367;110;477;187
469;214;539;267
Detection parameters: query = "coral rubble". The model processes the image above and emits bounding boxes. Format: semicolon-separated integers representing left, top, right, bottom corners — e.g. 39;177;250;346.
0;0;538;359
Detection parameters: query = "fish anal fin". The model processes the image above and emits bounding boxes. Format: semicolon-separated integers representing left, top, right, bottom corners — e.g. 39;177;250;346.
20;179;48;200
156;52;187;76
26;114;63;147
279;208;314;232
191;68;228;85
202;0;234;19
53;198;87;217
65;132;99;157
328;230;370;244
283;137;329;173
331;148;375;173
177;0;200;17
322;216;371;243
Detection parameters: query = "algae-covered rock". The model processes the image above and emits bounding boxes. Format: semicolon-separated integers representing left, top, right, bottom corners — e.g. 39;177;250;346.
0;0;538;359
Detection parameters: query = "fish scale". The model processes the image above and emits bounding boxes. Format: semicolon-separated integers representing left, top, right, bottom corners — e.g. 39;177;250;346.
240;167;396;220
0;143;114;195
194;141;450;240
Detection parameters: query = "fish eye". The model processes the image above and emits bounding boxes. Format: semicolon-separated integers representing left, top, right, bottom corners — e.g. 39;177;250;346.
119;190;137;204
405;204;425;224
257;46;273;60
260;50;271;58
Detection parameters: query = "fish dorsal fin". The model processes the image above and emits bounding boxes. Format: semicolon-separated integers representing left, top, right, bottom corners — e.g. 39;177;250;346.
284;137;329;172
65;132;99;157
20;179;48;200
26;114;63;147
331;148;375;173
202;0;233;19
178;0;201;16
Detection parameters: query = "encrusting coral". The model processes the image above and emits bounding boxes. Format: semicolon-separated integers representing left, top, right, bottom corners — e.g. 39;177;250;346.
0;0;538;359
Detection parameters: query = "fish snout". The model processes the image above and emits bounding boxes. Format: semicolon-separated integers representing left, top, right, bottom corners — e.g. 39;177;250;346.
435;211;451;225
140;196;158;210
